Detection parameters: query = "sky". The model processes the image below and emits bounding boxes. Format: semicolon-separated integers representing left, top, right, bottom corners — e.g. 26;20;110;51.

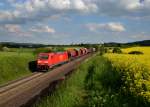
0;0;150;44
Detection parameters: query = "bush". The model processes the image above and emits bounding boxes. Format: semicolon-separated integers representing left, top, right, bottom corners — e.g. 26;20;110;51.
33;47;65;55
128;51;143;55
112;47;122;54
99;46;108;55
0;45;2;51
2;46;10;52
52;47;65;52
33;47;52;55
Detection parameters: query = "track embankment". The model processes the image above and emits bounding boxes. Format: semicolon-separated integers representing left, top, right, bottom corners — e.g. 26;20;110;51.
0;53;92;107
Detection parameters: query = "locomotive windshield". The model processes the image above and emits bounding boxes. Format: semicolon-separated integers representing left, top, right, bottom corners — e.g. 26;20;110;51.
38;55;49;60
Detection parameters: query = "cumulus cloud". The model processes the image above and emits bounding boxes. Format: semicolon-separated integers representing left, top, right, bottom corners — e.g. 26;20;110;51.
4;24;21;33
0;24;32;36
0;11;12;20
0;24;23;34
49;14;72;22
86;22;125;32
0;0;97;24
30;25;55;33
0;0;149;44
131;32;150;40
3;0;150;25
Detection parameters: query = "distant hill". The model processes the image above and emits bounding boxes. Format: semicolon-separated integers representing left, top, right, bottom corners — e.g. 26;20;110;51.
0;40;150;48
0;42;45;48
126;40;150;46
104;40;150;47
0;42;84;48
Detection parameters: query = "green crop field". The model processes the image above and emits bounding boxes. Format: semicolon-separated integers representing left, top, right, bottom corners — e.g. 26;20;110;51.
0;51;35;85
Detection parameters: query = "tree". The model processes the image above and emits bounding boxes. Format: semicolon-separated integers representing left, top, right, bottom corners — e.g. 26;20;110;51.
52;47;65;52
33;47;52;55
0;45;2;51
99;45;108;55
128;51;143;55
112;47;122;54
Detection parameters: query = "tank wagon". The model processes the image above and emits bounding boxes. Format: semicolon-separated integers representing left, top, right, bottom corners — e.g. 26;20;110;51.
37;47;93;71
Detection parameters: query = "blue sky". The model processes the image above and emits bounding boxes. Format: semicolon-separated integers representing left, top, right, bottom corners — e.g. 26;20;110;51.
0;0;150;44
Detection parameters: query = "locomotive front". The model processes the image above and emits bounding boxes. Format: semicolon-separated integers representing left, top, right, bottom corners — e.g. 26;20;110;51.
37;53;50;71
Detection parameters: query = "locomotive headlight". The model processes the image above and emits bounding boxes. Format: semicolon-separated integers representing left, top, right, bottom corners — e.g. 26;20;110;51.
38;60;41;63
44;61;48;63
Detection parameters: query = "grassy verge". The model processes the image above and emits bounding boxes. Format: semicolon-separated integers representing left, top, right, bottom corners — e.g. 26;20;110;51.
0;52;35;85
33;56;93;107
33;55;111;107
81;56;123;107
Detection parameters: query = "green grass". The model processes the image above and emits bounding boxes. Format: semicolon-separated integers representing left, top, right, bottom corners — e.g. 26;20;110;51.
82;56;123;107
33;55;111;107
9;48;35;52
33;55;94;107
0;52;35;85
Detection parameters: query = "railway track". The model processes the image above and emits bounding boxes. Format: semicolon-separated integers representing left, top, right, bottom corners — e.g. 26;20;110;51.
0;72;44;94
0;53;92;107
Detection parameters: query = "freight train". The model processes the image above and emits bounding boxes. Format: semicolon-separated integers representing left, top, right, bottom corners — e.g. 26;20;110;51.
37;48;95;71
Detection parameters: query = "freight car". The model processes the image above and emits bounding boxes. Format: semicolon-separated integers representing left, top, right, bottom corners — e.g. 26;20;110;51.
67;49;78;59
75;48;82;56
37;48;91;71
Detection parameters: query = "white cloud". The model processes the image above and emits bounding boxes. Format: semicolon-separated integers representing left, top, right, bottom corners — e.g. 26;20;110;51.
132;33;150;40
4;24;21;33
0;24;32;37
86;22;125;32
0;0;97;24
70;0;97;12
30;25;55;33
0;0;150;24
14;0;97;13
0;11;12;20
49;14;72;22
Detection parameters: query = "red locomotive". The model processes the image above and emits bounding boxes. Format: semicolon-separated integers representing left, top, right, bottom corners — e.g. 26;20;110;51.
37;48;93;71
37;52;68;71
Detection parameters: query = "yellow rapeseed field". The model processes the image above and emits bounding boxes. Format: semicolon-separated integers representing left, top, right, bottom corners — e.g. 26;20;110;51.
122;46;150;55
105;47;150;102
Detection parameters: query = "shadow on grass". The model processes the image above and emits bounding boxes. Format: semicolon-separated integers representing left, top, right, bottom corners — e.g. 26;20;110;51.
28;61;37;72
